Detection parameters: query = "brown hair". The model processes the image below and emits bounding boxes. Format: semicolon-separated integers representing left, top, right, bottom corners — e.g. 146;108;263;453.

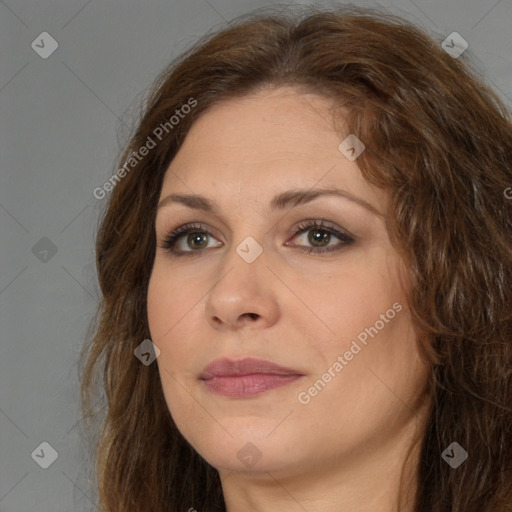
79;4;512;511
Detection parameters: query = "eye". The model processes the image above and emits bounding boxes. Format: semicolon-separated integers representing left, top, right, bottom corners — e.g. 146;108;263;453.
158;219;355;256
159;223;222;254
286;219;355;254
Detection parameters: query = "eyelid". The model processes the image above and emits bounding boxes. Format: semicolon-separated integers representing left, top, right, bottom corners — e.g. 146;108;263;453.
158;222;221;251
158;219;355;256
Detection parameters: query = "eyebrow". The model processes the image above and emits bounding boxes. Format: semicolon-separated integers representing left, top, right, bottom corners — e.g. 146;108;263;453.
157;187;383;217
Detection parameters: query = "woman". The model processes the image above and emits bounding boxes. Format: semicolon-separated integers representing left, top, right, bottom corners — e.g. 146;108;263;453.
80;4;512;511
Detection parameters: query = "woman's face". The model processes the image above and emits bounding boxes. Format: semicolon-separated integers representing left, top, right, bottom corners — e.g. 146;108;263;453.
147;86;430;479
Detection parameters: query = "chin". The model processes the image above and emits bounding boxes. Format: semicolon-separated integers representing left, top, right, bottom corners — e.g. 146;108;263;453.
180;418;303;473
201;438;299;474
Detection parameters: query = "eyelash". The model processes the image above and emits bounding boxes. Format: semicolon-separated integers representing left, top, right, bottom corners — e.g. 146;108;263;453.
158;219;355;256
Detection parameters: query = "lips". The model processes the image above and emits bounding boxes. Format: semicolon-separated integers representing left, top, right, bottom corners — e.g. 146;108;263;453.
199;357;302;379
199;357;305;398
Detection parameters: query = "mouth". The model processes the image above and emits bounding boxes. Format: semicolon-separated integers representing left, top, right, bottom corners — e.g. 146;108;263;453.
199;357;305;398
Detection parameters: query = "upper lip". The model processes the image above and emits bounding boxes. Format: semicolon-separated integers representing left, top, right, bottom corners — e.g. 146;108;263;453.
199;357;304;379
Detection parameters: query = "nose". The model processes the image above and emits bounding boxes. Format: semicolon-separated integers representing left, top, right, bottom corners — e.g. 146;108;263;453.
204;240;280;331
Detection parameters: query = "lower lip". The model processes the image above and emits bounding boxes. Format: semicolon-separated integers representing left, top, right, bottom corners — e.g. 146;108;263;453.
202;374;303;398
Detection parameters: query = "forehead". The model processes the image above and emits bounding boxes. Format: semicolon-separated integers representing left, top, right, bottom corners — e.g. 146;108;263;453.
169;86;339;167
160;86;386;212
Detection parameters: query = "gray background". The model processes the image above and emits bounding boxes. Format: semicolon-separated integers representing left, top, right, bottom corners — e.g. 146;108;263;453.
1;0;510;510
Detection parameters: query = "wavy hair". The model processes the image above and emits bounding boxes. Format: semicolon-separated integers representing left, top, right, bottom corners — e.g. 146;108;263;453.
79;4;512;511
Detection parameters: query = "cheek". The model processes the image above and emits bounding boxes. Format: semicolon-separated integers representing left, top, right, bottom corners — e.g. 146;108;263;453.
305;259;414;407
147;266;206;383
146;277;168;342
315;262;402;343
146;264;195;342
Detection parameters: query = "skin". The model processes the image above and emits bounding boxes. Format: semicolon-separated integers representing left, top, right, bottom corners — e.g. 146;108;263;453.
147;86;432;512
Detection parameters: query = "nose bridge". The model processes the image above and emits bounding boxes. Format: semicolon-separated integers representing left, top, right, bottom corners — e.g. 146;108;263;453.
204;229;277;328
217;231;266;290
220;198;268;271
